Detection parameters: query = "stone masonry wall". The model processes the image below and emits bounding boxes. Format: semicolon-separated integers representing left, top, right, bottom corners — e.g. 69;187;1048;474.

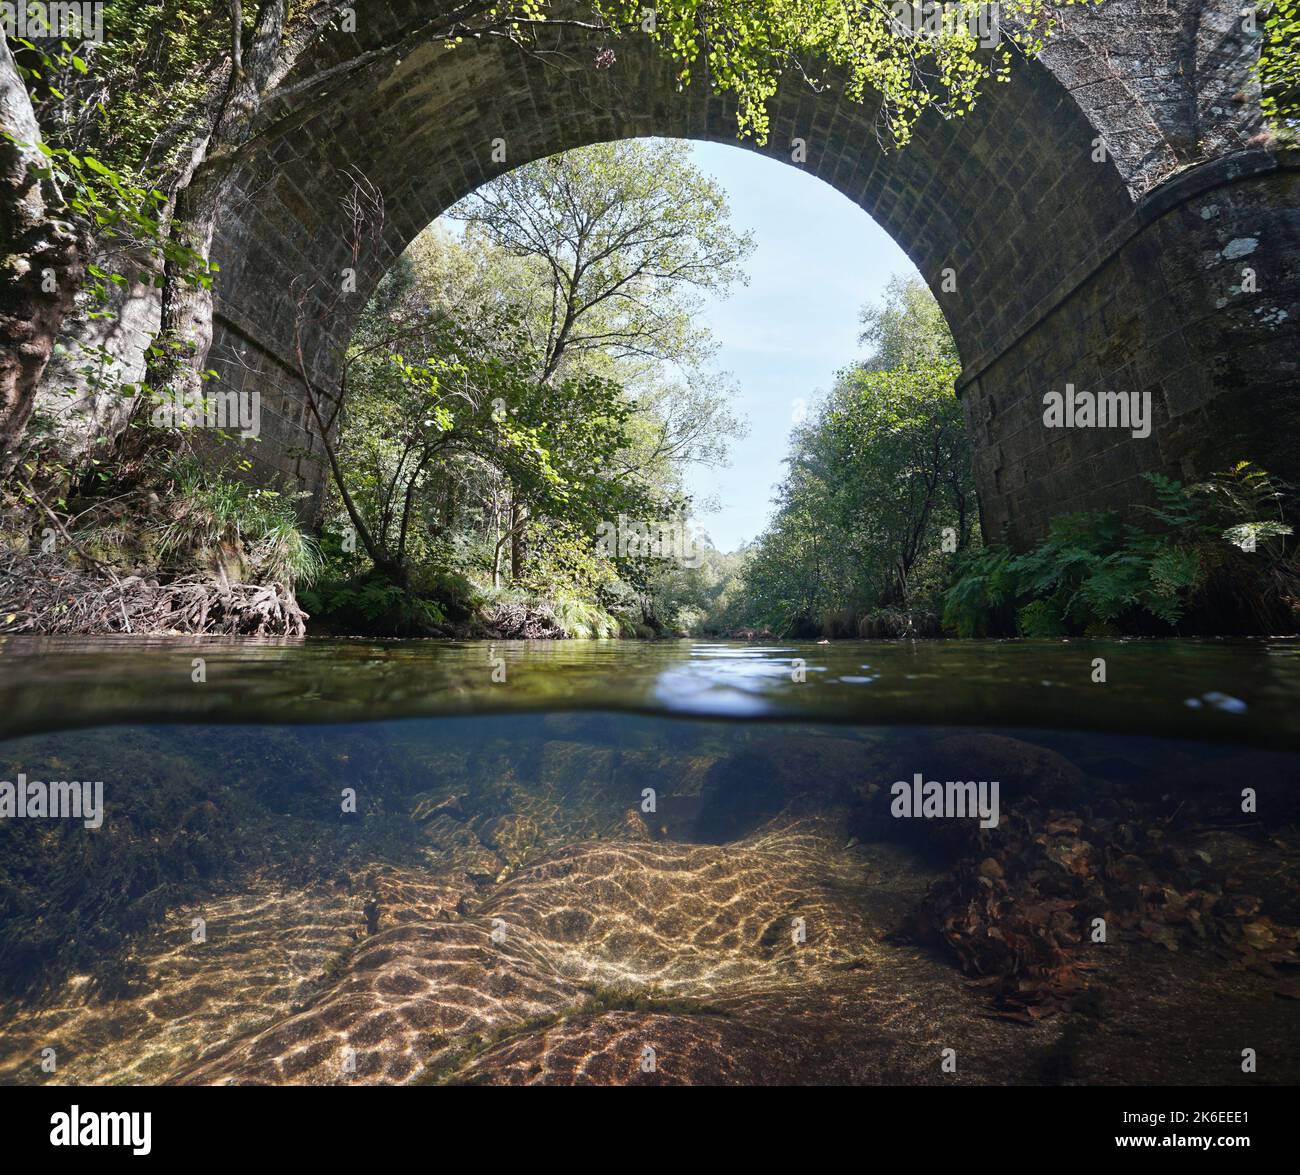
963;150;1299;542
46;0;1295;547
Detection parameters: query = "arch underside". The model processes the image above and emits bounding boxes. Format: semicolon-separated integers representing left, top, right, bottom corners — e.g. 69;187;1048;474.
205;0;1297;545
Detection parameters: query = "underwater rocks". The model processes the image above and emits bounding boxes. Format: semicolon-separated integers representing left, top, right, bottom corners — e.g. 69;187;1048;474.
0;884;364;1083
4;722;1299;1085
9;813;969;1085
451;1009;776;1084
924;733;1086;806
166;818;892;1084
897;790;1300;1022
693;735;879;843
180;916;582;1084
5;791;1297;1084
693;750;791;842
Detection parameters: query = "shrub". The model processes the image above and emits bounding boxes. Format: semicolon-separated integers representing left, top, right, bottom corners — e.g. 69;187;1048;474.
155;460;321;588
943;463;1297;637
299;575;447;635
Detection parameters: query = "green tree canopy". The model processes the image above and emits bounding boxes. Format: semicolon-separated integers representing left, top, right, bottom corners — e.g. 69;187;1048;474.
725;274;974;636
452;138;753;384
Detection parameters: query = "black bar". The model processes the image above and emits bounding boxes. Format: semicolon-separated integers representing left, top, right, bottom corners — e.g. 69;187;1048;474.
0;1084;1291;1161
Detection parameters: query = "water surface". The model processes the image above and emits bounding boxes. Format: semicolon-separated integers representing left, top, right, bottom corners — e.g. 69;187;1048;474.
1;635;1297;745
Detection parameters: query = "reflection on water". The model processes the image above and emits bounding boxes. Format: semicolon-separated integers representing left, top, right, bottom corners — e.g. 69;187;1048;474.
1;635;1299;745
0;681;1297;1084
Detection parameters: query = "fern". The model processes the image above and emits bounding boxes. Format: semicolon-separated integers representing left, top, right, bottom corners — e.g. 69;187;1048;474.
1148;544;1202;598
944;463;1293;636
1017;599;1066;638
1222;520;1292;551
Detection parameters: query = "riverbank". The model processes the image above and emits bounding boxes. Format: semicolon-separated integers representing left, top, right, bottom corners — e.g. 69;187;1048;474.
0;547;641;640
0;546;309;636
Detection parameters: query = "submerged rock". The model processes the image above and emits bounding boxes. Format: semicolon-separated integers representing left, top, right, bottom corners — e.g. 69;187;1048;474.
694;735;878;843
3;718;1297;1087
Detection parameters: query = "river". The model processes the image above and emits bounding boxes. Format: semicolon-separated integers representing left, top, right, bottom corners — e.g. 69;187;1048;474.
1;636;1298;1084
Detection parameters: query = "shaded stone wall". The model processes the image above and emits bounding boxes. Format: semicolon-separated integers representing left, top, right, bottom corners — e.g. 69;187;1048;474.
964;150;1300;542
179;0;1294;544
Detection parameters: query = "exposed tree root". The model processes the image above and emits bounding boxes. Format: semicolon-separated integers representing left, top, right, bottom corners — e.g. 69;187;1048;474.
479;598;568;640
0;546;307;635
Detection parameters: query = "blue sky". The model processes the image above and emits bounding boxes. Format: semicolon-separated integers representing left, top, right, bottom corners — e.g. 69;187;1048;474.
680;140;918;553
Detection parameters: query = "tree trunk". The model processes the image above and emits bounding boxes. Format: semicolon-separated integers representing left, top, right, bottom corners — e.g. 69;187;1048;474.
136;1;290;415
510;496;527;582
0;39;84;476
491;495;506;588
141;168;225;405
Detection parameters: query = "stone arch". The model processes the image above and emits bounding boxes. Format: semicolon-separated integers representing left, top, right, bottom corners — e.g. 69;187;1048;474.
204;0;1297;544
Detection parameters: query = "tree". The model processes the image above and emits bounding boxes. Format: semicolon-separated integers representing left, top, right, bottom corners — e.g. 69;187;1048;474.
0;37;82;473
338;315;658;586
329;213;671;592
452;139;751;383
449;138;751;577
859;273;960;371
732;274;975;635
823;357;973;598
319;137;754;622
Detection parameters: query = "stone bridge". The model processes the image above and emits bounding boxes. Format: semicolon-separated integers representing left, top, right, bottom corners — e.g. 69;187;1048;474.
197;0;1297;544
